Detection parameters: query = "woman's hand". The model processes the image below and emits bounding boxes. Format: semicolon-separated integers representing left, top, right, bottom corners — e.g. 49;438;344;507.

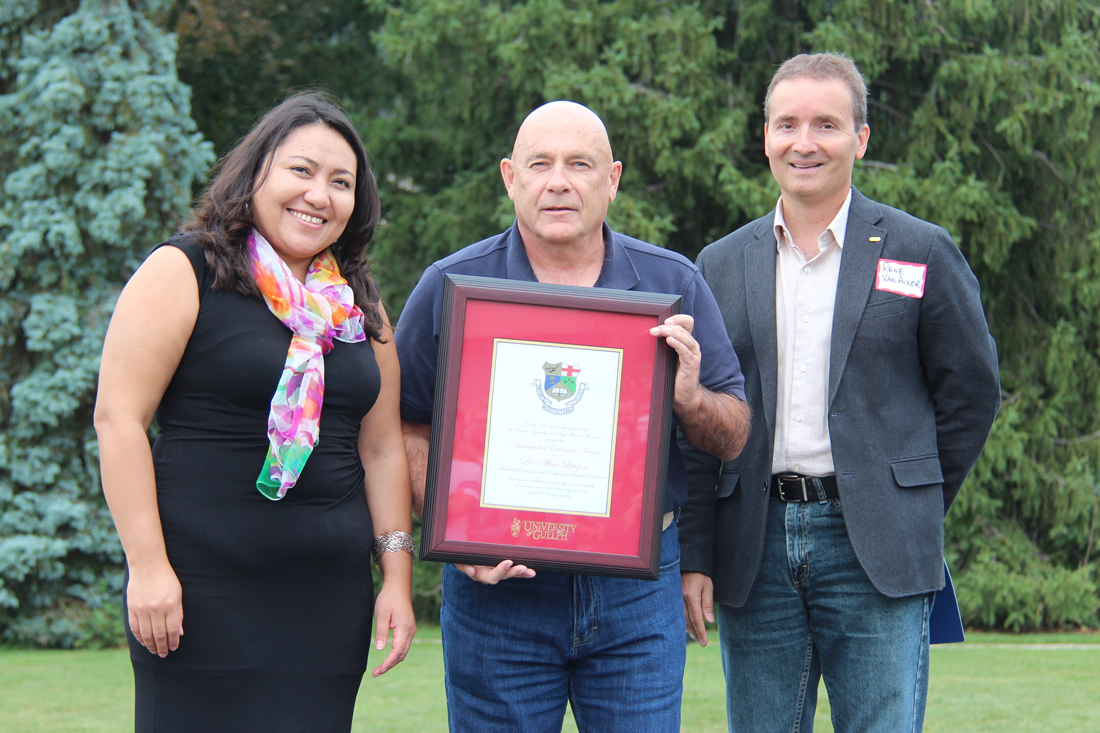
127;561;184;657
370;579;416;677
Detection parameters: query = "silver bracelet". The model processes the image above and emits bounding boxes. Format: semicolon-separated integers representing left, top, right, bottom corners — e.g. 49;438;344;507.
372;530;416;564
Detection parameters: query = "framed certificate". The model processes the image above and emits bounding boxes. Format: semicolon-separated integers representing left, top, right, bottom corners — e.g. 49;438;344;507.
419;274;681;580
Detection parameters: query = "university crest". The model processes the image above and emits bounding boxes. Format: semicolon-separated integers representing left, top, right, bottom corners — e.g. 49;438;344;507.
533;361;587;414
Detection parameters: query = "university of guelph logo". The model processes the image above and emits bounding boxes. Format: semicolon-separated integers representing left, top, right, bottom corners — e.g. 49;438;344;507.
543;362;579;401
533;361;587;415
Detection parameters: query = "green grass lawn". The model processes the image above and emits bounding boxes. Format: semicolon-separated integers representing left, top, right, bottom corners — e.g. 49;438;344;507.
1;629;1097;732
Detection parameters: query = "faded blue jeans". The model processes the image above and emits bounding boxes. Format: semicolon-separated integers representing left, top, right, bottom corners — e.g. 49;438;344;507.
717;495;931;733
439;521;685;733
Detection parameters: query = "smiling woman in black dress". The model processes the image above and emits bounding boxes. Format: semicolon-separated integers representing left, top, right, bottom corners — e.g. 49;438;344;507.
94;93;416;732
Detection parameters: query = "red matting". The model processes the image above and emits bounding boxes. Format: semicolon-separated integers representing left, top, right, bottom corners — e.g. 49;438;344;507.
443;299;658;558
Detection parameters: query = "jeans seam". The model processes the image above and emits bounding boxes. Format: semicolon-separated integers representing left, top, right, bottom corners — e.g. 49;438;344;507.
572;575;581;648
829;674;840;732
568;677;586;733
589;576;600;646
792;503;810;590
785;503;799;588
909;594;931;733
793;639;814;732
573;576;598;649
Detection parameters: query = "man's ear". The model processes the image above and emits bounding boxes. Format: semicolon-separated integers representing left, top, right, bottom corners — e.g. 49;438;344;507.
608;160;622;203
501;158;516;200
855;124;870;160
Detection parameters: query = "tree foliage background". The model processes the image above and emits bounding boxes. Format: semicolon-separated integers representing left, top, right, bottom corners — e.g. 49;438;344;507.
0;0;1096;644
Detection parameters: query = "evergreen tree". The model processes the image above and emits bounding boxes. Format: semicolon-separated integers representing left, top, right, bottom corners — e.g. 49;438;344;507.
814;0;1100;631
364;0;757;310
2;0;1094;640
363;0;1099;628
0;0;212;645
159;0;391;155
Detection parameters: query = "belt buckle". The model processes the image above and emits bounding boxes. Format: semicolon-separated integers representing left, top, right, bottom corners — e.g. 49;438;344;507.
777;473;809;502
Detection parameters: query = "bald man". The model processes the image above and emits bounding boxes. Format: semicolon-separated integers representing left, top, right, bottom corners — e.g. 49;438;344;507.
396;101;749;732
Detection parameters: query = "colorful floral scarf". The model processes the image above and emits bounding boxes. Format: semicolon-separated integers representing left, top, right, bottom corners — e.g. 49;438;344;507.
249;229;366;500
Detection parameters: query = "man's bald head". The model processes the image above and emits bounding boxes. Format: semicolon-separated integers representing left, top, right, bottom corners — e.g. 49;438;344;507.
501;101;622;254
511;101;615;164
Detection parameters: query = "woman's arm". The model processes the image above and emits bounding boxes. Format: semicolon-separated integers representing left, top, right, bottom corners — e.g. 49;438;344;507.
94;245;199;657
359;303;416;677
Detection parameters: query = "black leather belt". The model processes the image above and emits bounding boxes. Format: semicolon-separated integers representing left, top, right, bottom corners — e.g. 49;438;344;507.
770;473;839;502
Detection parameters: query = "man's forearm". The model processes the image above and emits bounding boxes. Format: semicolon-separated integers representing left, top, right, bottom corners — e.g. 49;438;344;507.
401;420;431;518
677;390;750;461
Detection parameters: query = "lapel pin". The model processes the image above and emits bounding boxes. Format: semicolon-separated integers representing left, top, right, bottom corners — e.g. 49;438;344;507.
869;236;881;242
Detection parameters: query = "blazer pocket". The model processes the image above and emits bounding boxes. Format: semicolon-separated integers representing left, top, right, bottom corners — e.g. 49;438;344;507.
861;295;909;321
717;469;740;499
890;455;944;488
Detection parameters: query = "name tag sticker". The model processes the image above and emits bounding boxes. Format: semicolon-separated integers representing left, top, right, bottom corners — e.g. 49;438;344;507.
876;259;927;298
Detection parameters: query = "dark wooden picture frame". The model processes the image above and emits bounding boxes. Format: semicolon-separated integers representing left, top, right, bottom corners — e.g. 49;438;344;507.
419;274;681;580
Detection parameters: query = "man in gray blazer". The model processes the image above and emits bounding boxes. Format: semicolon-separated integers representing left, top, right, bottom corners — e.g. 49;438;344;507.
679;53;1000;732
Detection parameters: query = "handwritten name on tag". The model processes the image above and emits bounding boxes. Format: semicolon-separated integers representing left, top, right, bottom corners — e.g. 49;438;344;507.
876;259;927;298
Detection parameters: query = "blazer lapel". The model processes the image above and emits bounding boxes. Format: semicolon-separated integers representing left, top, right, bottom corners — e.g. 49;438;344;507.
745;220;779;440
829;189;886;403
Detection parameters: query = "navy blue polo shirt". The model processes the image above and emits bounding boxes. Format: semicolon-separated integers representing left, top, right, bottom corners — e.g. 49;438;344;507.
396;222;746;512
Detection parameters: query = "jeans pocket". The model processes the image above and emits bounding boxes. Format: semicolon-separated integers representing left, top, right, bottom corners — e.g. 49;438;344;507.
831;497;843;511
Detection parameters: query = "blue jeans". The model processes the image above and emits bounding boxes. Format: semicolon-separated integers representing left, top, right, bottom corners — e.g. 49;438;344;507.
440;522;685;733
717;496;931;733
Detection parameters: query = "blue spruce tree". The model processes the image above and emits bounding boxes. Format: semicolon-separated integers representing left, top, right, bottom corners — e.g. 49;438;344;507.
0;0;213;646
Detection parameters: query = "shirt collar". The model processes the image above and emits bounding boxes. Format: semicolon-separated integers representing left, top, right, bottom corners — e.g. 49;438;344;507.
504;222;539;282
772;187;854;254
503;221;640;290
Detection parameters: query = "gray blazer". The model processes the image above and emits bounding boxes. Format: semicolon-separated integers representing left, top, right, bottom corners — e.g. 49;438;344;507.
680;188;1000;606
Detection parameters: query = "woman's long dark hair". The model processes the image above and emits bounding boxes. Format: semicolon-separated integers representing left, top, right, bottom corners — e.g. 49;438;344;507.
182;91;385;341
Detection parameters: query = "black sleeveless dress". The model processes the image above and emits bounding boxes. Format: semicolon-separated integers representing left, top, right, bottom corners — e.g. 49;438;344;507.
127;236;381;732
